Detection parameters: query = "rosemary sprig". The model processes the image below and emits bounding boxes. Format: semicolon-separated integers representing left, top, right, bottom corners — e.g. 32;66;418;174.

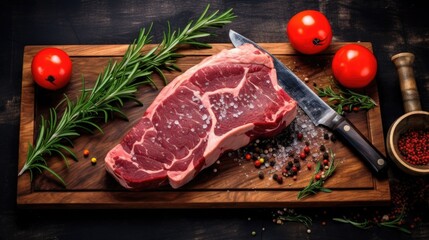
315;85;377;115
333;208;411;234
277;214;313;228
297;149;336;200
273;208;312;228
377;209;411;234
18;5;236;185
332;217;372;229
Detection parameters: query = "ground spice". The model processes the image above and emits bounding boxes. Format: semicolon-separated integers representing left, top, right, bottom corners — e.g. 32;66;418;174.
397;129;429;165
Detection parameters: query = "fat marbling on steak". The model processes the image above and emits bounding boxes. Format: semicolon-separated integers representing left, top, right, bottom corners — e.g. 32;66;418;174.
105;43;297;190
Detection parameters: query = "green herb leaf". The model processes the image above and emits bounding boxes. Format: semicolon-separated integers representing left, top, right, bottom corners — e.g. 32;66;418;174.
297;149;336;199
315;84;377;115
333;217;372;229
276;209;313;228
333;208;411;234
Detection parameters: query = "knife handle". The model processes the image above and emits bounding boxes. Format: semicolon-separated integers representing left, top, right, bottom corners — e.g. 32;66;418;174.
331;115;388;174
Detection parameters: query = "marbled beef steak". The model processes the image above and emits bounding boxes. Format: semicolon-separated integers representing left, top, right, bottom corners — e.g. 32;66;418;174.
105;44;297;190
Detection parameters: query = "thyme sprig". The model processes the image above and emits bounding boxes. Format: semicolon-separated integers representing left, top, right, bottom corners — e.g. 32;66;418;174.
18;5;236;185
297;149;336;200
333;208;411;234
315;85;377;115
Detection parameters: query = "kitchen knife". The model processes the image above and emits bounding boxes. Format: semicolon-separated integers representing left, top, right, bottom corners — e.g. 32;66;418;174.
229;29;387;174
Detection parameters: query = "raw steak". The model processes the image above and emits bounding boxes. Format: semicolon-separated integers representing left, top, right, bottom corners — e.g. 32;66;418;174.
105;43;297;190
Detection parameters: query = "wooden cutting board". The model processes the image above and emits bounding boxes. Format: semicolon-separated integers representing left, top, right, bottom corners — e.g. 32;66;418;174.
17;43;390;208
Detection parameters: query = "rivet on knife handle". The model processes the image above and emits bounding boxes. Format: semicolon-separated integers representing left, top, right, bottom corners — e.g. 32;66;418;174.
331;114;388;173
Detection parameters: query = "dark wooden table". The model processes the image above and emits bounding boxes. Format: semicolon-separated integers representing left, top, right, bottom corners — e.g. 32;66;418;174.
1;0;428;239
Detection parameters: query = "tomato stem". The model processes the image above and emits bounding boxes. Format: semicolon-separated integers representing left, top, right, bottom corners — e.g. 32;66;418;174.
46;75;55;84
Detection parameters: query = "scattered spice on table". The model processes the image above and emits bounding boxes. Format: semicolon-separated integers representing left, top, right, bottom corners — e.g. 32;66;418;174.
272;208;312;231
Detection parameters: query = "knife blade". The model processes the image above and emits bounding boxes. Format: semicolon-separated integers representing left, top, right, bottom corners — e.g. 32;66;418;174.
229;29;387;174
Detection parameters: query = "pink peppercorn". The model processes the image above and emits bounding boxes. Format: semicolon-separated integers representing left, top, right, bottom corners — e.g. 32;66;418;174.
398;129;429;166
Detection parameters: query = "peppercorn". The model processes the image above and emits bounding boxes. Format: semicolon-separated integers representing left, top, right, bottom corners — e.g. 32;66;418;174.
330;135;337;142
323;159;329;165
287;161;294;167
297;132;303;140
343;106;350;112
315;174;321;181
276;176;283;184
272;173;279;181
323;152;329;160
269;160;276;167
293;157;300;163
292;166;298;173
245;153;252;161
304;146;310;154
254;159;262;168
294;162;301;170
398;129;429;165
83;149;90;157
319;145;326;152
299;152;307;160
307;162;312;170
258;171;264;179
323;133;329;140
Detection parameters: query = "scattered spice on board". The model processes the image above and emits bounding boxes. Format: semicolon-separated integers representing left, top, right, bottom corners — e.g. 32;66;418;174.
397;129;429;165
234;107;337;184
83;149;90;157
297;149;336;200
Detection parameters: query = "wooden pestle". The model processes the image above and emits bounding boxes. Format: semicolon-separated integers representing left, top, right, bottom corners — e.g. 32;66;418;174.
391;52;422;113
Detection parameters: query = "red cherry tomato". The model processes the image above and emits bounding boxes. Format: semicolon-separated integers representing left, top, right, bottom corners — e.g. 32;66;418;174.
31;47;72;90
331;44;377;89
286;10;333;54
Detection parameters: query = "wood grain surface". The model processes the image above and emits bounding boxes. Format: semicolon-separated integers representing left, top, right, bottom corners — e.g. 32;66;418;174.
17;43;390;208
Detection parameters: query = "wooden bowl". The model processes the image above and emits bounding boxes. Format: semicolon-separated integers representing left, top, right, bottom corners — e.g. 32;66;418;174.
386;111;429;175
